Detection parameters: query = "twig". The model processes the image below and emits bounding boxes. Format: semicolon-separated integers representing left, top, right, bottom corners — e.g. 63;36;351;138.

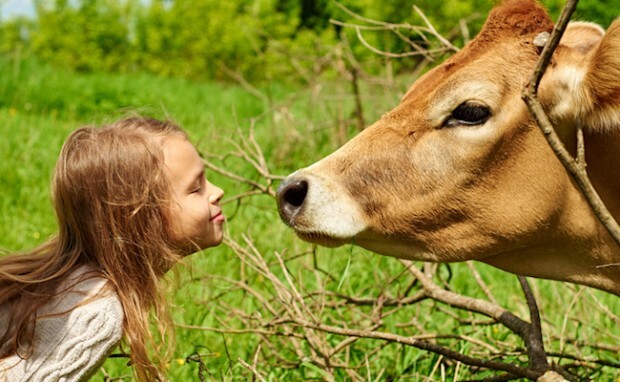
292;319;541;380
220;65;270;104
546;352;620;369
330;1;458;63
412;5;460;52
558;288;584;353
401;261;531;337
585;289;620;324
238;358;267;382
352;26;436;58
517;276;549;373
467;262;498;305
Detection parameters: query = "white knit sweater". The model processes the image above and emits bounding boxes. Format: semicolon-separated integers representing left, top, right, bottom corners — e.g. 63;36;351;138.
0;266;124;382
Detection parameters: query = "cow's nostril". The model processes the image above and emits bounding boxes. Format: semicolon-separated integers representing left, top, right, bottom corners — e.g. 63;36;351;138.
277;178;309;224
283;180;308;207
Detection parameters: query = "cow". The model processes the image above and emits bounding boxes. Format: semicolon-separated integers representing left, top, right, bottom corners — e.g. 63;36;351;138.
276;0;620;296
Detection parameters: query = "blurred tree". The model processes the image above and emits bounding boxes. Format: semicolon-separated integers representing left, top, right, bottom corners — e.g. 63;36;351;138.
0;17;30;55
31;0;132;72
133;0;180;76
0;0;616;83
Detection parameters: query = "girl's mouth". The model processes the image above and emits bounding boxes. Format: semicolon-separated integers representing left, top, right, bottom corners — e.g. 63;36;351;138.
210;211;225;222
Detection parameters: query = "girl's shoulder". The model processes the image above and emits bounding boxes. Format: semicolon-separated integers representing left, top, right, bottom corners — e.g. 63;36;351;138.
0;265;124;382
41;264;123;318
0;264;124;328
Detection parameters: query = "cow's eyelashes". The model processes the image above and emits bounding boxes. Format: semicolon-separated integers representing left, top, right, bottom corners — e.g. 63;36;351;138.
443;102;491;128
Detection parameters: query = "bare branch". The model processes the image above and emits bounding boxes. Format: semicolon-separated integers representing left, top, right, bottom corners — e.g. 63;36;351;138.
238;358;267;382
401;261;530;336
412;5;460;52
517;276;548;373
467;262;498;305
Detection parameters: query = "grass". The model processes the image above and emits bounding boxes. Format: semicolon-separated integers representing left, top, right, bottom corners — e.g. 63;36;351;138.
0;56;618;381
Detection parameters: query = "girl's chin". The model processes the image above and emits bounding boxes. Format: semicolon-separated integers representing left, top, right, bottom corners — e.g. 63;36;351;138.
198;233;225;251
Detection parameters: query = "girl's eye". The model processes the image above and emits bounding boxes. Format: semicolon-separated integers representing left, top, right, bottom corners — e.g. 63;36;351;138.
443;102;491;128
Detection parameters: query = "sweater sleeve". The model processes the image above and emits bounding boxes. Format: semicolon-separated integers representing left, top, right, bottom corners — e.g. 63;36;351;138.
0;274;124;382
28;295;123;382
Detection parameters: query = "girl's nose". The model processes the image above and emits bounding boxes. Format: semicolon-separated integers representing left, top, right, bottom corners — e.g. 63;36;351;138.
209;183;224;203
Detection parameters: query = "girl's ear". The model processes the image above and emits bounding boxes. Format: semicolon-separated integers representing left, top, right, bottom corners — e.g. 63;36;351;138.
541;20;620;132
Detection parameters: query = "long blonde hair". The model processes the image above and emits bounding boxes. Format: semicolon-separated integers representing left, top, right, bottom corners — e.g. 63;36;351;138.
0;117;188;381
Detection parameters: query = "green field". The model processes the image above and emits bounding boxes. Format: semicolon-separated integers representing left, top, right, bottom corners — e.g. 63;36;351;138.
1;56;618;381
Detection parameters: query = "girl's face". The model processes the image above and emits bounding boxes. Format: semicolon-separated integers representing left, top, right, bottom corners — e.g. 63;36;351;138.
163;135;225;253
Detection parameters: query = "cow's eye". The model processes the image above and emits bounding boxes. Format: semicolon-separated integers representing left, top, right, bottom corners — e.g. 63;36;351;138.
444;102;491;128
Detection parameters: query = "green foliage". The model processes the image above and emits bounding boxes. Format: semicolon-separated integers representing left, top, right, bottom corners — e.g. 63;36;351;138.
2;0;617;83
545;0;618;26
134;0;272;80
30;0;133;72
0;18;30;55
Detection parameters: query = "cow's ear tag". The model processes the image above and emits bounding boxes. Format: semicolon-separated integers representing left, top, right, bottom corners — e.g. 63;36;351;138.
533;31;551;51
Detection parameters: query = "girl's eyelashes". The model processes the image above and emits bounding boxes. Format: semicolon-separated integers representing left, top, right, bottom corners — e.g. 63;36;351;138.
189;181;202;194
190;176;206;194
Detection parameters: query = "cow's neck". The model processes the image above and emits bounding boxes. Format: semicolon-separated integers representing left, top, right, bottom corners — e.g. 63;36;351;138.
485;126;620;296
558;177;620;296
577;128;620;295
583;129;620;220
483;199;620;295
559;123;620;219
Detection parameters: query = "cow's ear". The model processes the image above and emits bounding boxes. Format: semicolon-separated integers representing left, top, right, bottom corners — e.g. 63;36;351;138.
541;20;620;132
584;19;620;130
559;21;605;54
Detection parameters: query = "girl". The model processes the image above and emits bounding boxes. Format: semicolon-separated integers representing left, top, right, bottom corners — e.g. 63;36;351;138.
0;117;225;381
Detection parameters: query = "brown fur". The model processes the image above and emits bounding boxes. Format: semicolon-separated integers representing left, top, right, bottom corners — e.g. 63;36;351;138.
479;0;553;39
588;20;620;115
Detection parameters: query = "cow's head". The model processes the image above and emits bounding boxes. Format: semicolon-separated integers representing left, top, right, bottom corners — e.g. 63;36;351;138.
277;0;620;294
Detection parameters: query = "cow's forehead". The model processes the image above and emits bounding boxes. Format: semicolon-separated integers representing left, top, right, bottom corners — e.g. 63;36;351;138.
394;53;521;133
398;0;553;104
398;39;544;131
